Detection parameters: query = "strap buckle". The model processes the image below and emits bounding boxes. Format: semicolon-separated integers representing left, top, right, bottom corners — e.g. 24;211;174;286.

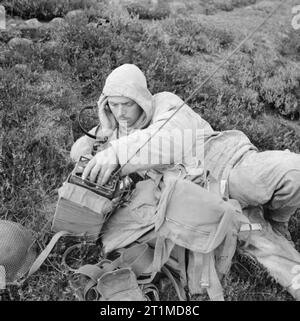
239;223;262;232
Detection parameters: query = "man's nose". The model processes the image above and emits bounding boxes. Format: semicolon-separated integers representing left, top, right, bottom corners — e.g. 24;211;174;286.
116;106;125;117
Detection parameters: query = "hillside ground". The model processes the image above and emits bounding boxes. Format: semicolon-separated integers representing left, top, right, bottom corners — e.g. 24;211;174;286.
1;0;300;300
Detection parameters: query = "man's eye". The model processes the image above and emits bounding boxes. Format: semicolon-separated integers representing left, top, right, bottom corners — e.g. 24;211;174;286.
108;102;133;109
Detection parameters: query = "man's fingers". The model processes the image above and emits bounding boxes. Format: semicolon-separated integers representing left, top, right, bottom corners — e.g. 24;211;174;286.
96;166;106;186
98;96;108;109
82;158;95;180
101;167;114;186
81;148;118;184
89;162;102;182
97;94;106;105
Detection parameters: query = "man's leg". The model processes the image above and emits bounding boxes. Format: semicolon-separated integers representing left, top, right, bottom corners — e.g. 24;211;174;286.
228;149;300;239
101;179;160;253
263;168;300;241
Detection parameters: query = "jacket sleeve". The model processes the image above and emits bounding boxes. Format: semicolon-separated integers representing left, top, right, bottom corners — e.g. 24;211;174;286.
109;92;212;175
70;126;97;162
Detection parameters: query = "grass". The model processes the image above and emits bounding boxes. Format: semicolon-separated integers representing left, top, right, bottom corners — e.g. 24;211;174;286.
1;0;300;301
0;0;101;20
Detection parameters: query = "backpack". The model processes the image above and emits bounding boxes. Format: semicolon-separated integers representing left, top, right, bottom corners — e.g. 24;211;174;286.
73;175;250;301
148;176;244;300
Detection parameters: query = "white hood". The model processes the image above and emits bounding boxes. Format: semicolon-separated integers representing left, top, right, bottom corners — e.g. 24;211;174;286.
98;64;154;136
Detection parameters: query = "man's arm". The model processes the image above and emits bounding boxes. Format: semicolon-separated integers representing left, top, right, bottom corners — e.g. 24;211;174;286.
109;93;212;175
70;126;97;162
82;92;213;185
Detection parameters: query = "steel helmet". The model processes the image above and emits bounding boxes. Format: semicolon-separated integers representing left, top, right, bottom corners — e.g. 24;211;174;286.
0;220;37;284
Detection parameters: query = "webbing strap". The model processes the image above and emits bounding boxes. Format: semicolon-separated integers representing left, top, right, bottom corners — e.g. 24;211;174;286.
75;264;103;283
118;243;154;277
75;244;153;282
76;259;120;299
207;176;229;200
206;254;225;301
176;247;188;290
187;252;204;295
216;232;238;275
151;236;165;277
75;243;156;300
151;236;178;284
161;266;186;301
84;283;100;301
199;253;225;301
27;230;71;277
239;223;262;232
142;283;160;301
73;261;113;300
200;253;210;288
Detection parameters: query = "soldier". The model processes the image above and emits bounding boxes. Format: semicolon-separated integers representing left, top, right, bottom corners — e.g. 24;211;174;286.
71;63;300;242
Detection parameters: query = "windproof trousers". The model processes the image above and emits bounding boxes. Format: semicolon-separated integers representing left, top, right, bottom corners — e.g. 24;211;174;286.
228;149;300;223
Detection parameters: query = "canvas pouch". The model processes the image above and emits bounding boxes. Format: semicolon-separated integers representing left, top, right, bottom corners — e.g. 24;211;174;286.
52;182;114;241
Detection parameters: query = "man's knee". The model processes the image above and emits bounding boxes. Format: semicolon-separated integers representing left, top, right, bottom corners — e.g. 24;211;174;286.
228;150;300;211
266;169;300;222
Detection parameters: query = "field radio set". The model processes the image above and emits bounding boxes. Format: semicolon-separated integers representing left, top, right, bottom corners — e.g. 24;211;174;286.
70;105;134;199
68;156;121;200
51;105;135;240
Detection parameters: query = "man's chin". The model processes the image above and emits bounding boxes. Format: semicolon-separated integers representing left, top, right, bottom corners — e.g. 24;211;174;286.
118;120;131;127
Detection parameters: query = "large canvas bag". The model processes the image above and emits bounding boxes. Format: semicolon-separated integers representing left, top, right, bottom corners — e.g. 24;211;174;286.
152;177;243;300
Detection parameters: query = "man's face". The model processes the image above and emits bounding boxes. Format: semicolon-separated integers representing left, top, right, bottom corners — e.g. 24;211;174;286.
107;96;143;127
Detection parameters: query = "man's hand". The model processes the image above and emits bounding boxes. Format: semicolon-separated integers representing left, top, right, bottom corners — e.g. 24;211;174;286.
82;147;119;186
97;95;109;116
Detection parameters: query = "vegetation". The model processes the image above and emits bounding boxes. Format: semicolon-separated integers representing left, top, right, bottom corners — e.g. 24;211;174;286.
0;0;300;301
1;0;99;20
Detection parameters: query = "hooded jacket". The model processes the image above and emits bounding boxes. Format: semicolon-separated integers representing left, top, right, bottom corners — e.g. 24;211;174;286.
70;64;256;181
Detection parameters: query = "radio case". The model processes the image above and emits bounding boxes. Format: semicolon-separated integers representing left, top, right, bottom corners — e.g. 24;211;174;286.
52;182;114;241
